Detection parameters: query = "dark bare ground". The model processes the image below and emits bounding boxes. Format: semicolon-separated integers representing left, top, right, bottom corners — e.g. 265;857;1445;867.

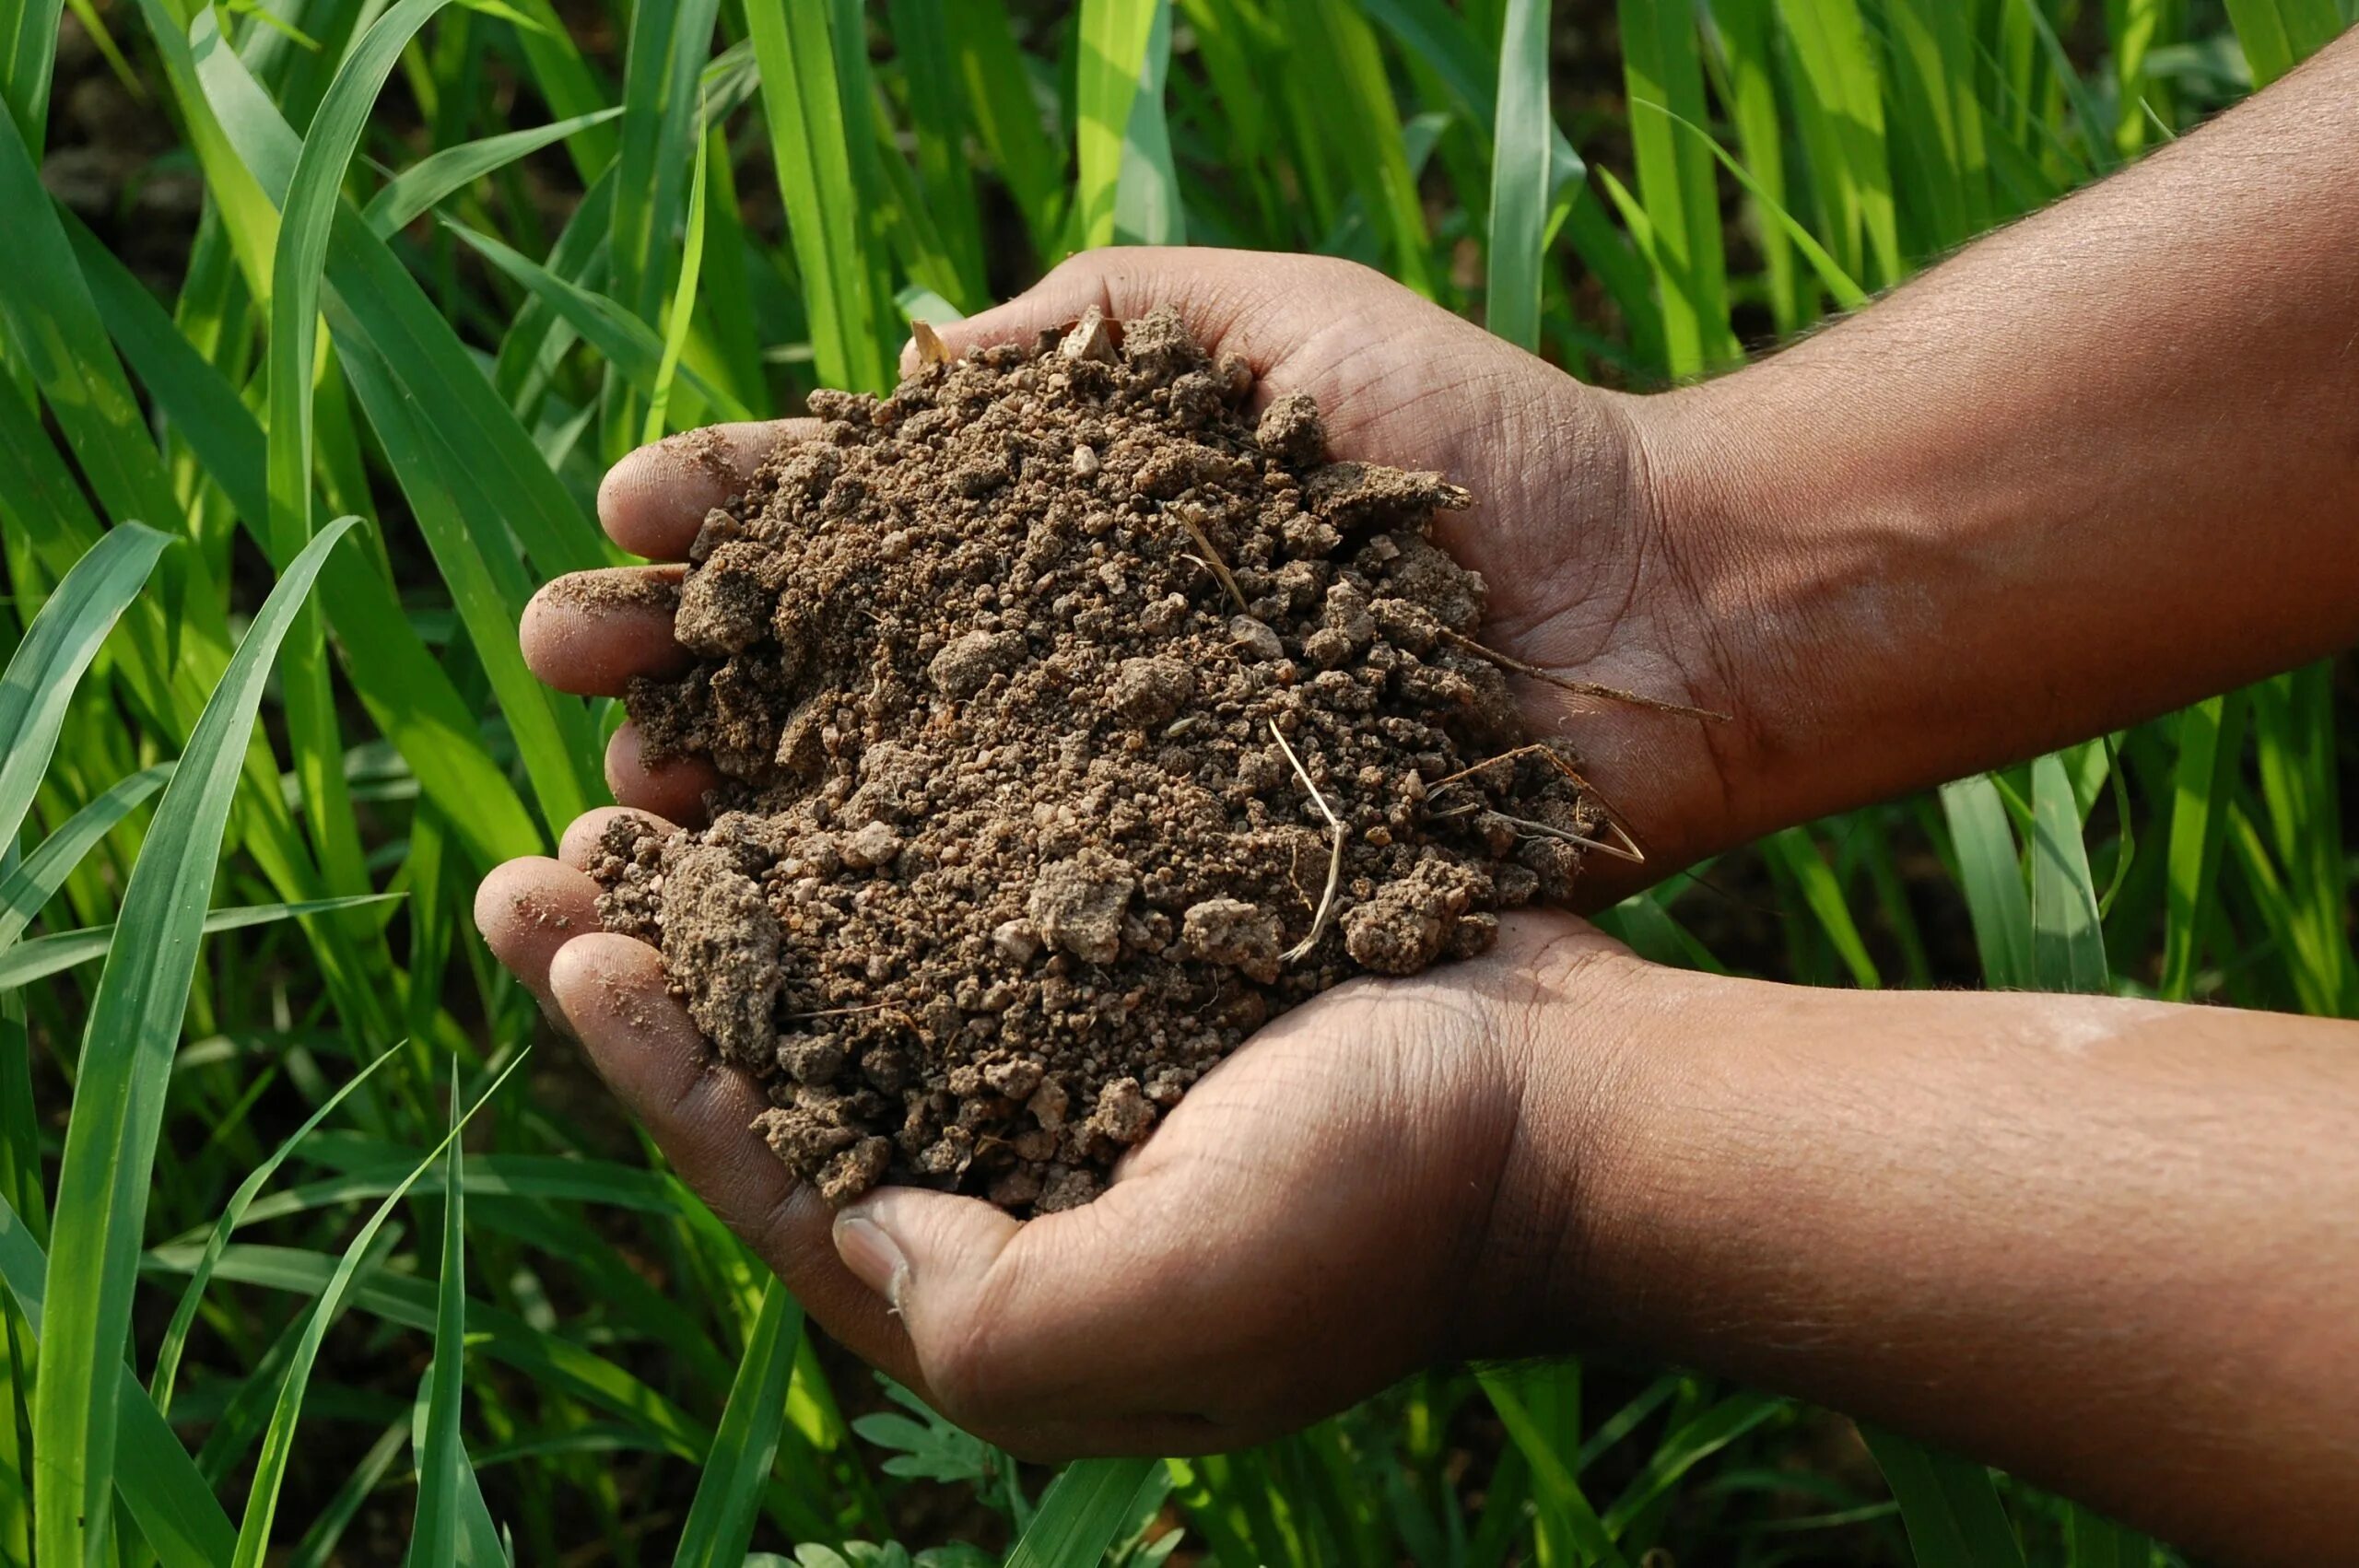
587;309;1604;1212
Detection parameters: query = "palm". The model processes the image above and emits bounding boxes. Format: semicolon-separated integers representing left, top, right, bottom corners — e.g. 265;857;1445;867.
476;248;1704;1450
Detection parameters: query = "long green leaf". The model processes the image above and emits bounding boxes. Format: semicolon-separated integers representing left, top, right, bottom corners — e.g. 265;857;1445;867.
1477;1373;1629;1568
1941;776;2033;990
747;0;891;392
229;1052;529;1567
0;525;172;857
1005;1458;1167;1568
150;1047;401;1417
0;1194;237;1568
0;765;172;955
2029;752;2107;992
1860;1426;2026;1568
1485;0;1551;351
2160;694;2247;1001
364;106;625;237
0;893;400;990
671;1280;804;1567
1617;0;1737;375
403;1071;477;1568
32;516;356;1568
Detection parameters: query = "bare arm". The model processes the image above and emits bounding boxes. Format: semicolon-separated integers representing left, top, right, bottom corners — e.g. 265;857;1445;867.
1649;29;2359;846
1514;970;2359;1562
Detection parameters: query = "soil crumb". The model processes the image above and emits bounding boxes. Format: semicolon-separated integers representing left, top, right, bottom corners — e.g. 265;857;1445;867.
588;309;1604;1212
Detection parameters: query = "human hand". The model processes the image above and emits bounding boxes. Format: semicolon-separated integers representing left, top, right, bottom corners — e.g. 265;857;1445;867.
474;248;1740;1446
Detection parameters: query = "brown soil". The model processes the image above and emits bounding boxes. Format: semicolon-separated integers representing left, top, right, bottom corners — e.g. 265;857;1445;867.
586;308;1605;1212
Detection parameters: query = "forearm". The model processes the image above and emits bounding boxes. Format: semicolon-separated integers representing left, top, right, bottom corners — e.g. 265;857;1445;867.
1640;29;2359;844
1527;965;2359;1561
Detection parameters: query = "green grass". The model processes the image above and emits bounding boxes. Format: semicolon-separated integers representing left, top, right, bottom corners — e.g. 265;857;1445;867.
0;0;2348;1563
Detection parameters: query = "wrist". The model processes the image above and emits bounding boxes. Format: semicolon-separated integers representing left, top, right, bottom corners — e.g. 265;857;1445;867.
1447;933;1732;1359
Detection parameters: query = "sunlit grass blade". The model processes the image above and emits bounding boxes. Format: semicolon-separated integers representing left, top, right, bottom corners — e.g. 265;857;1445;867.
1773;0;1897;288
2224;0;2341;85
1626;98;1867;310
1485;0;1550;351
1616;0;1737;375
1005;1457;1166;1568
2160;694;2246;1001
1860;1426;2026;1568
2028;752;2107;993
1477;1373;1628;1568
150;1047;400;1418
1076;0;1153;250
0;523;172;855
0;764;172;955
671;1280;803;1567
364;106;625;236
747;0;891;392
32;515;356;1568
229;1051;529;1568
1112;0;1183;246
0;893;400;990
643;97;711;445
1940;775;2033;990
1762;826;1881;988
1707;0;1802;332
1288;0;1431;294
942;0;1065;257
0;1194;238;1568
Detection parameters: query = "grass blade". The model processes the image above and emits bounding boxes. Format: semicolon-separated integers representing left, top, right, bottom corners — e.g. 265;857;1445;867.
32;516;357;1568
1616;0;1737;375
2160;693;2247;1001
1477;1372;1630;1568
0;1194;238;1568
1485;0;1550;351
671;1279;803;1567
1940;776;2033;990
1860;1425;2025;1568
0;894;401;990
150;1048;401;1418
2029;752;2107;993
403;1070;475;1567
0;764;172;955
747;0;892;392
1762;826;1881;988
229;1052;530;1567
1004;1458;1165;1568
364;106;625;236
0;524;172;856
2224;0;2341;86
643;95;712;445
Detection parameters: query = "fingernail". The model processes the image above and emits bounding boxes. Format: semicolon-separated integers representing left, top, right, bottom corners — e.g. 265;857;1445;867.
833;1212;908;1314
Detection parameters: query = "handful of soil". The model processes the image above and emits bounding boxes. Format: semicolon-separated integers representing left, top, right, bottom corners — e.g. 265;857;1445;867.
588;308;1609;1212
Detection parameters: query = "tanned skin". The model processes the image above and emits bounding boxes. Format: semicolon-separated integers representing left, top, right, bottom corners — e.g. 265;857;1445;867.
476;32;2359;1564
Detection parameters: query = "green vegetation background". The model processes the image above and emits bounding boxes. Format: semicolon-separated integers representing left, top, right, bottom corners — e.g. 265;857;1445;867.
0;0;2348;1563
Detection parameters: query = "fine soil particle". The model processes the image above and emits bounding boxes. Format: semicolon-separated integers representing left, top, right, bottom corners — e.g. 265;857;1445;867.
587;308;1603;1212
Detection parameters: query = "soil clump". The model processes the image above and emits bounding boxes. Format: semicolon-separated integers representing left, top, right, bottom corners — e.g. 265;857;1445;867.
587;308;1605;1212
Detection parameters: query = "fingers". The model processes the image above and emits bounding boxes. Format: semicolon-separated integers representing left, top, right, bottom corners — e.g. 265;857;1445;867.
473;857;602;1012
596;418;819;561
605;722;720;826
522;568;689;696
904;248;1387;384
558;804;677;870
546;932;927;1391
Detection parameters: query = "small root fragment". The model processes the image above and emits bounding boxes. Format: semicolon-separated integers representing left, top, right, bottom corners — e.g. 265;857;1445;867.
1174;511;1249;612
1493;812;1647;865
1436;628;1731;722
1269;720;1344;963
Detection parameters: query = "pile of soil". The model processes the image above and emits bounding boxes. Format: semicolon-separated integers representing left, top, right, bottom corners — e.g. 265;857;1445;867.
587;308;1606;1212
